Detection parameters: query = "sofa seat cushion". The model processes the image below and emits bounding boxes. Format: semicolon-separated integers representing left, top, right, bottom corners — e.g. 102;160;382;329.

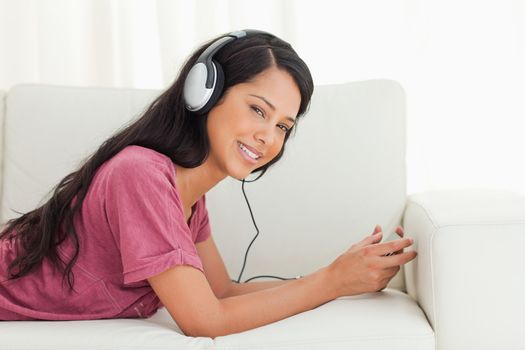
0;289;434;350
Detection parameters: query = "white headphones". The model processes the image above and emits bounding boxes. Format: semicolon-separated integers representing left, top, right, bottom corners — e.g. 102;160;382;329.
183;29;272;115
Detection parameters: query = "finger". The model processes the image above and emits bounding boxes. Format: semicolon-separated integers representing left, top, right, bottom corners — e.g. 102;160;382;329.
355;231;383;249
370;237;413;256
370;225;383;244
392;227;405;254
386;247;403;256
379;250;418;268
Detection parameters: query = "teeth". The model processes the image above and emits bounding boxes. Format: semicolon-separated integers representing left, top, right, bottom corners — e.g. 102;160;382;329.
239;142;259;160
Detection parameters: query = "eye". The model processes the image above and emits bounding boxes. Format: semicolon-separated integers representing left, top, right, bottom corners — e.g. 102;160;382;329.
251;105;265;118
251;104;291;133
278;124;290;133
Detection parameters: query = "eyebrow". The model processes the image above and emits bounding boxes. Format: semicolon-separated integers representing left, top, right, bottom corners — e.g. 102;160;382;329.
248;94;296;125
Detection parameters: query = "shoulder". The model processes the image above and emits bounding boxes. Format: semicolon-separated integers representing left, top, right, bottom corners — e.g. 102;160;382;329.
110;145;172;169
90;146;177;194
102;145;175;179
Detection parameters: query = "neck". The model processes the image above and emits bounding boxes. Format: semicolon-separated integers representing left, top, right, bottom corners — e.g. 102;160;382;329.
174;158;227;210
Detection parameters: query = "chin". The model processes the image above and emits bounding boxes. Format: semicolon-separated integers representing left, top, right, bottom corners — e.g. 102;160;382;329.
229;168;253;181
225;160;258;181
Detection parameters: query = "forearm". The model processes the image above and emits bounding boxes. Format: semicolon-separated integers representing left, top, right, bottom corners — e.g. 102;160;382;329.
225;279;293;297
210;267;335;338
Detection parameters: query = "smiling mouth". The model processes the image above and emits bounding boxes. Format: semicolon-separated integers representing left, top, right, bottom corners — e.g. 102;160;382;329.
238;142;261;161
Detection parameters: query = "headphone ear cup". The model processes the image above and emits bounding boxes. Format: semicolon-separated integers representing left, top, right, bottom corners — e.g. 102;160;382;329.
198;59;225;115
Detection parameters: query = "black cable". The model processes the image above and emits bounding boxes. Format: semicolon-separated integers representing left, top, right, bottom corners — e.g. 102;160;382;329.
232;177;302;284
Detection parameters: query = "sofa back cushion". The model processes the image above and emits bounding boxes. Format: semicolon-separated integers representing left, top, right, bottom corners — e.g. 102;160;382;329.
0;81;407;290
0;89;5;204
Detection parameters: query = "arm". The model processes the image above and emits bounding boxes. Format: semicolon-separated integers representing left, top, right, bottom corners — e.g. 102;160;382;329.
152;230;414;338
225;279;292;297
148;264;334;338
218;269;331;336
195;235;295;299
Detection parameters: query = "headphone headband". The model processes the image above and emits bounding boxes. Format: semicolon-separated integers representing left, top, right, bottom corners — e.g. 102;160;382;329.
183;29;273;114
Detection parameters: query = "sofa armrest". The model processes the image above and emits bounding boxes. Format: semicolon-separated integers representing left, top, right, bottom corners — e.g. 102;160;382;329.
402;188;525;350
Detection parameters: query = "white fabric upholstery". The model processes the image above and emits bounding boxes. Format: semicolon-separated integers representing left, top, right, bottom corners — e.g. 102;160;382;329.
205;80;408;290
4;81;522;349
0;85;160;222
403;189;525;350
0;289;434;350
0;89;5;204
0;81;408;291
0;81;432;349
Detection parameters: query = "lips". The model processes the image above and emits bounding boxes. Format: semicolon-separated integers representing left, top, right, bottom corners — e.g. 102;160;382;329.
238;142;263;158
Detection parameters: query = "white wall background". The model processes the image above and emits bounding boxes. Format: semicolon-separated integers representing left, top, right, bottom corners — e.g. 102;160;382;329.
1;0;524;196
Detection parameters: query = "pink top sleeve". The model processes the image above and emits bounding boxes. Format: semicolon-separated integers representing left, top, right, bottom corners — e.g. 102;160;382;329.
0;145;212;320
103;147;210;285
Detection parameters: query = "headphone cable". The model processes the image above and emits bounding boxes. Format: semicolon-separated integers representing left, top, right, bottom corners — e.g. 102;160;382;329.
232;178;303;284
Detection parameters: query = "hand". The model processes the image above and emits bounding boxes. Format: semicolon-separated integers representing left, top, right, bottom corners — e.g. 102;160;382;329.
384;225;407;256
327;225;417;298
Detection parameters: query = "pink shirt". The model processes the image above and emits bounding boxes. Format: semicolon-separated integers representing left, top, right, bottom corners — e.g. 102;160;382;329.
0;145;211;320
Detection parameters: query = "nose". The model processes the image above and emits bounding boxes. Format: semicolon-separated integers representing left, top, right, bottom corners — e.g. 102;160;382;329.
254;124;275;147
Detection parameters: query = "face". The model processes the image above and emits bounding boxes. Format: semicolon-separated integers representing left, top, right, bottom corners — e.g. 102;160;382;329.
206;67;301;180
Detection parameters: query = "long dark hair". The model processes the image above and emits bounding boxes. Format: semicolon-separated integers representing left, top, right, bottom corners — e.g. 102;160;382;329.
0;30;314;290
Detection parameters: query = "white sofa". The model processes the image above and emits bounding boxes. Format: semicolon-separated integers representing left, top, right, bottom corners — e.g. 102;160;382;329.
0;80;523;350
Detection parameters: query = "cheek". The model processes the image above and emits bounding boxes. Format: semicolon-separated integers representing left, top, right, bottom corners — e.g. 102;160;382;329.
232;112;255;133
206;116;230;154
267;137;286;159
217;106;251;134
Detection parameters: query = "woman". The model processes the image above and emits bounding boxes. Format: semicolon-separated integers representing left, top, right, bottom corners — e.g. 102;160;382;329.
0;29;417;337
